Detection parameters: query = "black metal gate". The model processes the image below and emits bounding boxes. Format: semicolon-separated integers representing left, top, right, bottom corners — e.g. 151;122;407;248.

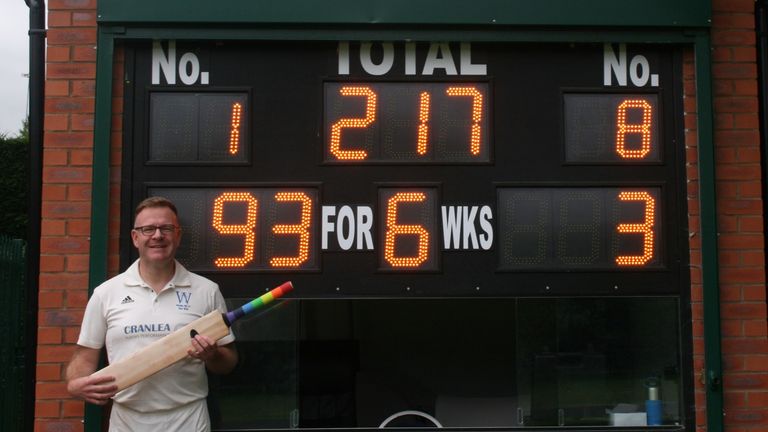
0;235;27;431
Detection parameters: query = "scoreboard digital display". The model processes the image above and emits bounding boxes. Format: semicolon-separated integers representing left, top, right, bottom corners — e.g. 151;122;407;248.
125;41;685;297
324;82;490;163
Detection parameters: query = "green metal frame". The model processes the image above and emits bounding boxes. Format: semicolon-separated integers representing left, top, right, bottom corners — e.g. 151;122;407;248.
695;33;724;424
85;24;116;431
97;0;710;27
88;3;721;430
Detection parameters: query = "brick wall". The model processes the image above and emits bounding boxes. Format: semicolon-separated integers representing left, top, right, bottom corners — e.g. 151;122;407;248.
34;1;767;431
703;0;768;429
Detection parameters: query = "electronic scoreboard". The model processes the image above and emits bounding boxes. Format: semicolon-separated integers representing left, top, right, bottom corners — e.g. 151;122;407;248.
123;41;686;298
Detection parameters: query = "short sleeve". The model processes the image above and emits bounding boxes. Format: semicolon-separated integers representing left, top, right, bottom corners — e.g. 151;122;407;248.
77;290;107;349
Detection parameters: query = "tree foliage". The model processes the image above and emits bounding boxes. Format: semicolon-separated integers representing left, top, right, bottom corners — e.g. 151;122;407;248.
0;120;29;240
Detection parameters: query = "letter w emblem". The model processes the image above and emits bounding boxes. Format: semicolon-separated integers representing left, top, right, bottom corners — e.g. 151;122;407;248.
176;291;192;304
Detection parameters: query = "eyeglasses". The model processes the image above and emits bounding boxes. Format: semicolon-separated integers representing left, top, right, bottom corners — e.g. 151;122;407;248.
133;224;178;236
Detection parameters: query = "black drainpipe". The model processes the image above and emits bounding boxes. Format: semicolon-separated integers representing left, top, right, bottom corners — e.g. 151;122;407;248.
758;1;768;298
25;0;45;430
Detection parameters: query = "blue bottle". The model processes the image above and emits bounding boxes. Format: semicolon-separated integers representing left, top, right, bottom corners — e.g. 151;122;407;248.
646;382;662;425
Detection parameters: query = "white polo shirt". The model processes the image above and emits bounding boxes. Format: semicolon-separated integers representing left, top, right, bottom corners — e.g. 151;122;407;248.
78;259;235;412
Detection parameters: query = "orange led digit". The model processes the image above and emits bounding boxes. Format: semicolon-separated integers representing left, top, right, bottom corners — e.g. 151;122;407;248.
446;86;483;156
323;82;490;163
229;102;242;155
329;86;377;160
212;192;259;268
417;91;430;155
615;191;655;266
616;99;652;159
383;192;430;268
270;192;313;267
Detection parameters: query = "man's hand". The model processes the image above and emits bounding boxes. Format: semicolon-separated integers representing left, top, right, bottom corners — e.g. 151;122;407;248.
187;333;217;362
188;334;238;374
67;374;118;405
66;345;118;405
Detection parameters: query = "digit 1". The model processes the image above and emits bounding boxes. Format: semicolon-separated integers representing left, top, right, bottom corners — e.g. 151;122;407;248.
229;102;242;155
212;192;258;268
446;86;483;156
329;86;377;160
270;191;313;268
616;99;652;159
417;91;430;155
384;192;430;268
615;191;655;266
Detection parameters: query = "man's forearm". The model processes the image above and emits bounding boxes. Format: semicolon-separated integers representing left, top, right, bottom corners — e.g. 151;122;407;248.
66;346;100;380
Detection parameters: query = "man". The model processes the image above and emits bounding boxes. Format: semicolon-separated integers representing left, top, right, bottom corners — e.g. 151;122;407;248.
66;196;238;431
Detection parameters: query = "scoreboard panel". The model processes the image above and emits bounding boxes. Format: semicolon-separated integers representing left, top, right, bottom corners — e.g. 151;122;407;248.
124;41;686;298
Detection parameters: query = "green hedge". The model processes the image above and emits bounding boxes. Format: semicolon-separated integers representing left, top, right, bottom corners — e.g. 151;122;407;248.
0;126;29;240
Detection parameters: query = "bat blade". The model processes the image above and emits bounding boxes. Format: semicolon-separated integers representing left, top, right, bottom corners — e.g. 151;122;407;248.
89;281;293;392
91;311;229;391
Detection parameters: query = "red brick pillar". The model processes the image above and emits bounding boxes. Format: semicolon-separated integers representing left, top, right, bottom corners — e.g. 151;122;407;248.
36;0;98;430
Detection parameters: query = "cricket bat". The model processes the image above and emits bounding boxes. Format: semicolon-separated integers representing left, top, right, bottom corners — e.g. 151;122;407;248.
90;281;293;391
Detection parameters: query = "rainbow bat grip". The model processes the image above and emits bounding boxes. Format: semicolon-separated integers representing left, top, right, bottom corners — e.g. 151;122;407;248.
222;281;293;326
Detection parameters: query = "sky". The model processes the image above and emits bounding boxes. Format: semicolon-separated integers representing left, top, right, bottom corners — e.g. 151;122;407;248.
0;0;31;137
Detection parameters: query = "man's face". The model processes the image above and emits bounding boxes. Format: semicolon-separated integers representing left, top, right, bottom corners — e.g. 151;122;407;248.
131;206;182;265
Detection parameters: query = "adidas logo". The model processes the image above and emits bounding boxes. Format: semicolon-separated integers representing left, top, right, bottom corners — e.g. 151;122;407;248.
121;296;134;304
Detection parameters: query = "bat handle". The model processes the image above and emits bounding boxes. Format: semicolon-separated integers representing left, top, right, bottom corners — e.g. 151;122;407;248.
222;310;241;326
222;281;293;326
